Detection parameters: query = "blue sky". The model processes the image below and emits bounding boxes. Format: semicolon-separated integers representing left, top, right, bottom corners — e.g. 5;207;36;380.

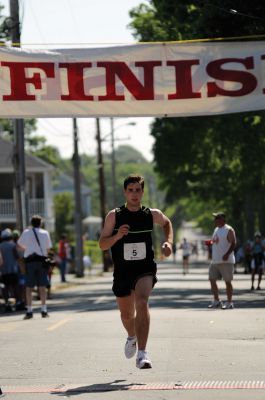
1;0;154;160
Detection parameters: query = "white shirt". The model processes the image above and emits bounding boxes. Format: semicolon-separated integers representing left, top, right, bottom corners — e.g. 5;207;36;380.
18;227;52;258
181;241;190;256
212;224;235;264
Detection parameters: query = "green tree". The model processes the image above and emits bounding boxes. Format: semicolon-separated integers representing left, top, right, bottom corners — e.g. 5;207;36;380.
54;192;74;240
31;144;62;167
129;1;265;42
129;1;265;239
80;144;163;216
0;3;10;41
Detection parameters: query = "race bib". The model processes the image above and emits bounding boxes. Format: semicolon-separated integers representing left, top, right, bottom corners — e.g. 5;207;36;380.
124;242;146;261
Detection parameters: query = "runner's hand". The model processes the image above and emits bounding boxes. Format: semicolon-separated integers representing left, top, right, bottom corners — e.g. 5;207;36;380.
116;224;130;239
162;242;172;257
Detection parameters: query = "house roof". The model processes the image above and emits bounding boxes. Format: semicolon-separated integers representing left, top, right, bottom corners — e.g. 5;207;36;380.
82;216;102;225
53;172;91;195
0;136;54;171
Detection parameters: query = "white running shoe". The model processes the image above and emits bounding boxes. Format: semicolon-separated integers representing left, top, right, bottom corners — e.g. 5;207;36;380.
124;336;137;359
221;302;234;310
136;351;152;369
208;300;222;309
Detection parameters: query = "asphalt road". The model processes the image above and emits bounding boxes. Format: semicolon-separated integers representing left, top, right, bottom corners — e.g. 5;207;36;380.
1;252;265;400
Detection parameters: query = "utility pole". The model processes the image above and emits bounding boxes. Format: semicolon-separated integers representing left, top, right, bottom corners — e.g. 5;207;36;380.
72;118;84;277
10;0;28;231
96;118;111;272
110;118;117;208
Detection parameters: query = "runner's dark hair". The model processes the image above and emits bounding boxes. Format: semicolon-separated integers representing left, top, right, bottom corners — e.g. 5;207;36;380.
124;174;144;190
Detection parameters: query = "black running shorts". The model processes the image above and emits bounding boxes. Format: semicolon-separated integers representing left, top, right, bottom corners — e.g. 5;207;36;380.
112;264;157;297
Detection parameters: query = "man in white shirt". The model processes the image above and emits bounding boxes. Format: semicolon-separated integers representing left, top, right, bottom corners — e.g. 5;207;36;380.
208;212;236;310
18;215;52;319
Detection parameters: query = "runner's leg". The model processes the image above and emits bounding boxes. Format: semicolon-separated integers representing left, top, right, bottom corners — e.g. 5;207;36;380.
134;275;153;351
116;292;136;337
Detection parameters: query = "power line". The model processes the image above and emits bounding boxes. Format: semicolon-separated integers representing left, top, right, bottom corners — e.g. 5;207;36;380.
38;119;71;137
66;0;82;39
26;0;46;43
200;2;265;23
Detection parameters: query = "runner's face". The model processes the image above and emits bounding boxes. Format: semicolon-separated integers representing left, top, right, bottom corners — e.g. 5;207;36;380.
124;182;144;207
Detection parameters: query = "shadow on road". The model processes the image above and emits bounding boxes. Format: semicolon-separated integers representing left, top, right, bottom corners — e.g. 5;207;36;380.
51;380;142;395
39;281;265;313
1;261;264;319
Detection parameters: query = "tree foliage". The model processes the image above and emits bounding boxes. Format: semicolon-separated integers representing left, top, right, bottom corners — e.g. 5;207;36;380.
129;0;265;238
53;192;74;239
129;1;265;42
81;144;162;215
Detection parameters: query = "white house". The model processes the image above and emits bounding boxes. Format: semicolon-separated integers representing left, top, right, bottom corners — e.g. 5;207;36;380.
0;136;54;232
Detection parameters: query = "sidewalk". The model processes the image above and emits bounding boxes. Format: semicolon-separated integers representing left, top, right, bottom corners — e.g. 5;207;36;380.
50;263;107;290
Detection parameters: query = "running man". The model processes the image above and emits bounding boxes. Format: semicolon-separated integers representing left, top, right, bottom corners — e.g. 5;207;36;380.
99;174;173;369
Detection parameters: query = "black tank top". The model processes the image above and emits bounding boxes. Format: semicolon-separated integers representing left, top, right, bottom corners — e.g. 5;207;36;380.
111;204;155;270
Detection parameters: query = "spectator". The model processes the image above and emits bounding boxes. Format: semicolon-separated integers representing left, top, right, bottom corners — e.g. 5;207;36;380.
191;242;198;258
83;254;92;275
0;229;20;312
58;233;71;282
204;239;213;260
208;212;236;310
244;240;252;274
250;232;264;290
234;241;244;273
17;215;52;319
12;229;26;311
46;248;55;299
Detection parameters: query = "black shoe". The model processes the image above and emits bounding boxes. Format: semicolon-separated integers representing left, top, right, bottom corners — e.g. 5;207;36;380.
256;286;261;290
41;311;49;318
251;285;254;290
23;312;33;320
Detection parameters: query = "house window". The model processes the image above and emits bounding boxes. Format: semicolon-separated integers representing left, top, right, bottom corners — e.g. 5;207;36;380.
35;173;44;198
0;173;14;198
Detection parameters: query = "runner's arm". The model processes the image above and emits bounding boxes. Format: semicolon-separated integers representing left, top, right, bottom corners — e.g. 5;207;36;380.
99;210;129;251
151;209;173;257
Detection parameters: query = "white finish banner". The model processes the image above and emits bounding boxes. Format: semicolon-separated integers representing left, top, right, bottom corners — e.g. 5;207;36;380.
0;41;265;118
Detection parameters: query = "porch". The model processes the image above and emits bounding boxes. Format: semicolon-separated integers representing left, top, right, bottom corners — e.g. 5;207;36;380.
0;198;45;221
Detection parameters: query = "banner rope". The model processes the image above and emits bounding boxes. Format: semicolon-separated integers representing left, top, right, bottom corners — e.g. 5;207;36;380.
1;33;265;48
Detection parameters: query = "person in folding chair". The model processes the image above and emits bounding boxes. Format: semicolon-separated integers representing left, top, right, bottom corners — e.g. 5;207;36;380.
99;174;173;369
18;215;52;319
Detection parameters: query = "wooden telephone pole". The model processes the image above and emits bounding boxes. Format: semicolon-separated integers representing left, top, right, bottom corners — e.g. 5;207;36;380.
10;0;28;231
96;118;111;272
73;118;84;277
